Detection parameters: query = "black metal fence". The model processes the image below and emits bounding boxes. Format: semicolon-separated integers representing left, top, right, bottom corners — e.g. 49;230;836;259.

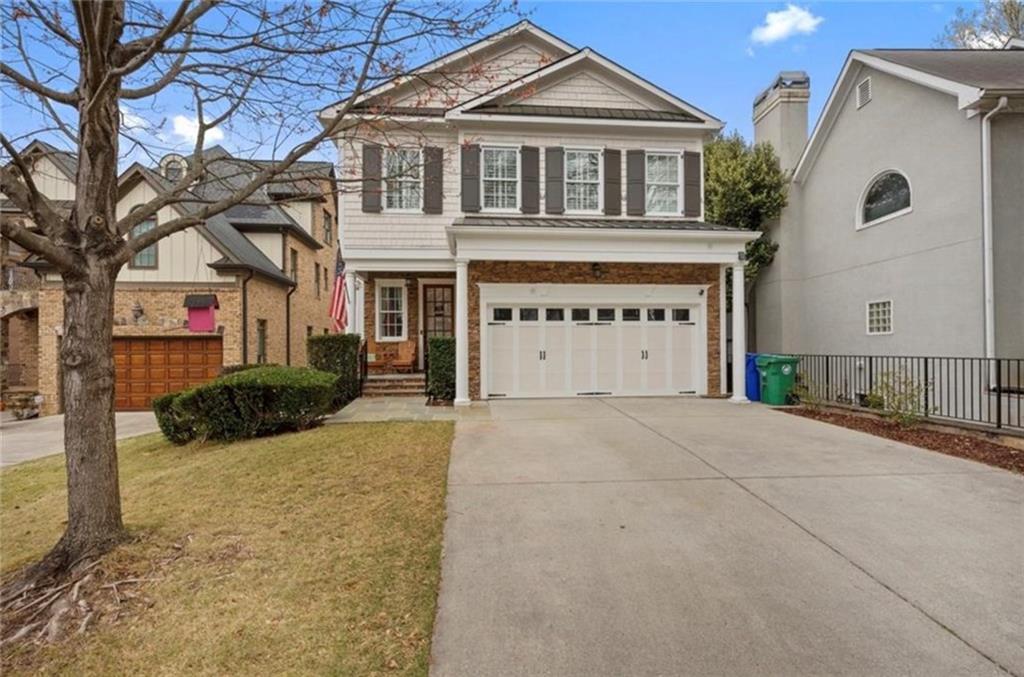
792;354;1023;431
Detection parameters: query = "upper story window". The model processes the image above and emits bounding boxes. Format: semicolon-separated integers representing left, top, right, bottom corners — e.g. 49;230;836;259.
322;209;332;243
161;154;187;182
859;170;911;229
289;248;299;283
645;152;679;214
482;147;518;210
384;148;421;211
128;207;158;269
565;149;601;213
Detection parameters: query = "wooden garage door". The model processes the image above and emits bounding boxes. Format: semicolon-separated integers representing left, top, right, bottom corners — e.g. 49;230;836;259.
114;337;223;411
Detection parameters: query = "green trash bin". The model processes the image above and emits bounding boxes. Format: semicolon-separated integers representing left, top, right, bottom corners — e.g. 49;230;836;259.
756;354;800;405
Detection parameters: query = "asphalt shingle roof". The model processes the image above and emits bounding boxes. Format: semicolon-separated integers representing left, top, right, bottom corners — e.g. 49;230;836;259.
468;104;703;123
863;49;1024;91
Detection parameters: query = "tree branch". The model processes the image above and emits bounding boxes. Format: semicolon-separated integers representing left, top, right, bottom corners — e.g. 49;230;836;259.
0;64;77;105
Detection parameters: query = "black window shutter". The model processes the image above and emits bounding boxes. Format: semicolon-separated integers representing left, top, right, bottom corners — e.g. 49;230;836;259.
423;146;444;214
545;146;564;214
683;151;702;217
626;149;645;216
520;146;540;214
361;144;382;213
461;144;480;213
604;149;621;216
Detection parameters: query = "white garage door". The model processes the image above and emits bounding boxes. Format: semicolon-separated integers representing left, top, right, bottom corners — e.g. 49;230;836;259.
485;303;701;399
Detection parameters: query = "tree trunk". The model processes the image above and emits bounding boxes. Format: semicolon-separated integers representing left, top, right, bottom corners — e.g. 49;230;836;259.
54;266;127;563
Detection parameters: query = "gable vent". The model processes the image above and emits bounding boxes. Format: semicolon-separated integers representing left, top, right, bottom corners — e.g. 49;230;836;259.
856;77;872;109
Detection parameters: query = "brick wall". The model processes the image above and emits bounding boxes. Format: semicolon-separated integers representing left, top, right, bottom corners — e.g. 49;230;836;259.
361;272;456;372
36;284;241;415
467;261;722;400
245;277;288;366
285;189;338;366
1;310;39;392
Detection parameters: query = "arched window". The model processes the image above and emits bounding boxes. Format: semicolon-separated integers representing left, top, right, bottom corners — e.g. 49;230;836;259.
160;154;187;182
860;170;911;228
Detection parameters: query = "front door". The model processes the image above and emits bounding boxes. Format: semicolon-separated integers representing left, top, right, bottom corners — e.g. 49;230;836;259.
422;284;454;370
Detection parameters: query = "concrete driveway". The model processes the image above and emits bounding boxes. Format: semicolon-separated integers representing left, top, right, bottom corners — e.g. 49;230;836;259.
0;412;159;467
431;398;1023;677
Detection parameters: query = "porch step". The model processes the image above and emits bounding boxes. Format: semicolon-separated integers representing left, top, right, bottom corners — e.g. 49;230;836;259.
363;374;426;397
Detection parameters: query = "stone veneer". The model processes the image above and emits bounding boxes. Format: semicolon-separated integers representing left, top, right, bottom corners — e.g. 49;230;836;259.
467;261;723;400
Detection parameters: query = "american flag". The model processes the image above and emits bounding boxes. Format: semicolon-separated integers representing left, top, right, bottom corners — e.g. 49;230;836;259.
329;250;348;333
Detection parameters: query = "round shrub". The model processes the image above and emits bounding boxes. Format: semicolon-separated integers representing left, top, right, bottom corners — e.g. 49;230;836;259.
307;333;362;408
154;366;337;444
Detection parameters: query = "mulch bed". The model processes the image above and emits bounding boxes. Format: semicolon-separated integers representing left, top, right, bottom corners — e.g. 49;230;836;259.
787;408;1024;475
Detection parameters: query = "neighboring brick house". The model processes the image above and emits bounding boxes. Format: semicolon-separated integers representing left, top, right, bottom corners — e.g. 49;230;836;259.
4;143;338;414
323;21;758;403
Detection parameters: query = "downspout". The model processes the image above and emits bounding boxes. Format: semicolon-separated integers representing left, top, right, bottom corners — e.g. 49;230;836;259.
285;282;296;365
981;96;1008;363
240;269;254;363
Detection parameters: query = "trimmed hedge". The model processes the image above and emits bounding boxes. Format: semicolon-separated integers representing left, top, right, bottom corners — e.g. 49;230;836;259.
219;363;279;377
154;366;336;444
307;333;362;407
427;336;456;402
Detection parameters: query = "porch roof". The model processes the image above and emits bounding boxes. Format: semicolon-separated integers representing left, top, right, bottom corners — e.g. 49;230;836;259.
452;215;744;232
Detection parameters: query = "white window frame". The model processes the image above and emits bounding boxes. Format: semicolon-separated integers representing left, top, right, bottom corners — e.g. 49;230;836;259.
644;150;682;215
856;168;913;230
564;147;603;215
480;144;520;213
866;299;894;336
856;77;872;109
375;278;408;342
383;147;423;213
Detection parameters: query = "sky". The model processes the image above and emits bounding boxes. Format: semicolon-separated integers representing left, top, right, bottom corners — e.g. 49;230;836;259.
518;1;960;140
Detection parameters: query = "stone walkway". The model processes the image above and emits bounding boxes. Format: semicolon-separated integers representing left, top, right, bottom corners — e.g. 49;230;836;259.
326;396;492;423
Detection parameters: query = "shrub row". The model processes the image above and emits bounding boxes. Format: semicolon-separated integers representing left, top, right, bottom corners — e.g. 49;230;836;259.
427;336;456;402
154;366;336;444
307;333;362;407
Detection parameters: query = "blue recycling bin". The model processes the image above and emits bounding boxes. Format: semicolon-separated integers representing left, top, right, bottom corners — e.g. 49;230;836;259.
745;353;761;401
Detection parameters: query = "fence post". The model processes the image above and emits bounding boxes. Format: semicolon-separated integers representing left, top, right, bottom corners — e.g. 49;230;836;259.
923;358;930;418
995;358;1002;429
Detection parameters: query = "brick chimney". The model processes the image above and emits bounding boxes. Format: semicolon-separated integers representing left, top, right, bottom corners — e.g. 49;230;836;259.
753;71;810;176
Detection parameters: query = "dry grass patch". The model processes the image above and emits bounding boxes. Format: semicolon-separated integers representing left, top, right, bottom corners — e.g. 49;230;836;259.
1;421;453;676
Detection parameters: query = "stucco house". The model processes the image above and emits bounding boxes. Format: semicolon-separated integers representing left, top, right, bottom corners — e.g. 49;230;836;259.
752;46;1023;365
322;21;758;404
1;142;338;414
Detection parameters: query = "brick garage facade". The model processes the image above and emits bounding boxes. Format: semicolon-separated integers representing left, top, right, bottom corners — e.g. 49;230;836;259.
36;284;242;415
467;261;722;400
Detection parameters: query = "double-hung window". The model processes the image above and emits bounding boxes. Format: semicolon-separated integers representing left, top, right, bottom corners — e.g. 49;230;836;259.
645;152;680;214
129;213;158;269
384;149;421;211
482;147;518;210
565;149;601;212
376;281;406;341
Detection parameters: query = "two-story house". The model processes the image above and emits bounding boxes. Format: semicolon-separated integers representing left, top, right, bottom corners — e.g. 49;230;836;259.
752;47;1023;387
3;143;338;414
323;21;758;404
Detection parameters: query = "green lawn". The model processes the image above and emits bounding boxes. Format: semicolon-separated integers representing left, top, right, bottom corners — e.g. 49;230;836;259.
1;421;454;676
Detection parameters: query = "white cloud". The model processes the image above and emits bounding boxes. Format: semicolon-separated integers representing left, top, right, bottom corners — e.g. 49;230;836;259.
751;4;824;45
171;114;224;146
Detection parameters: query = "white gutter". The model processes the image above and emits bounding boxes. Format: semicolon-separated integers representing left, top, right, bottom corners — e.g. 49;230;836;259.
981;96;1008;362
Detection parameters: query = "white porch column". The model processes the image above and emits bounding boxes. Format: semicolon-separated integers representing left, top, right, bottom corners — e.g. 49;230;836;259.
454;259;470;406
344;270;358;336
730;262;749;403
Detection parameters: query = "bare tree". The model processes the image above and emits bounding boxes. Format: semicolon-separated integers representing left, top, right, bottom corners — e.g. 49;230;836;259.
938;0;1024;47
0;0;513;588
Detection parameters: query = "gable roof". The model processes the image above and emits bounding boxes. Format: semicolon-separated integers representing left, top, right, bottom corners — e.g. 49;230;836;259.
21;139;78;180
863;49;1024;91
320;20;575;121
793;48;1024;183
449;47;721;127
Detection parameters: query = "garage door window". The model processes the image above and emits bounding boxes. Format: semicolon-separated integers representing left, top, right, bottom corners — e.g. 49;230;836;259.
622;308;641;322
493;307;512;322
545;308;565;322
519;308;538;322
672;308;691;322
572;308;590;322
647;308;666;322
597;308;615;322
